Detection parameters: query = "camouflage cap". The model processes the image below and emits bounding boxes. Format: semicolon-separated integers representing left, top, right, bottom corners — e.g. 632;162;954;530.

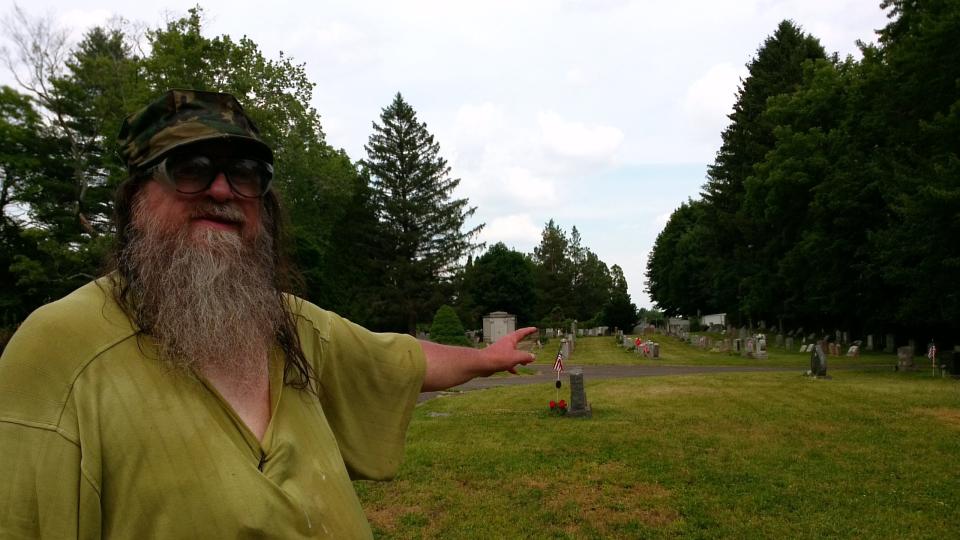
117;89;273;170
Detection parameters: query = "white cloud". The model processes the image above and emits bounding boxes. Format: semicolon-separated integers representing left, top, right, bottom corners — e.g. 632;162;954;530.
479;214;542;247
538;110;624;162
682;62;745;139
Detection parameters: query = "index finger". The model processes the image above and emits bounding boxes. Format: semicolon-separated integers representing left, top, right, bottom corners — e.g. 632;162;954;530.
514;327;539;343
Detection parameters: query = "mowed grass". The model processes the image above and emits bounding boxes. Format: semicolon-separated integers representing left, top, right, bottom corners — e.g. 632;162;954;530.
356;370;960;539
531;335;895;369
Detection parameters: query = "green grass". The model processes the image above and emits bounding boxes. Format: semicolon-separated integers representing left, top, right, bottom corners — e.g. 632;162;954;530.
530;335;895;369
357;370;960;538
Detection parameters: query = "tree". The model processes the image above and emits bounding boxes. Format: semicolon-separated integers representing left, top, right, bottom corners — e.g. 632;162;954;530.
603;264;637;331
699;20;827;322
645;200;712;317
532;219;573;322
362;93;483;333
459;242;536;327
428;304;471;347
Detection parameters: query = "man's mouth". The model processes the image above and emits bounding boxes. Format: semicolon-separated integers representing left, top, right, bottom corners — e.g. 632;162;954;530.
191;214;243;232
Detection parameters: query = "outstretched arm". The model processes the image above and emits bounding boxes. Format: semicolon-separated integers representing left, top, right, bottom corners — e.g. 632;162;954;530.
419;327;539;392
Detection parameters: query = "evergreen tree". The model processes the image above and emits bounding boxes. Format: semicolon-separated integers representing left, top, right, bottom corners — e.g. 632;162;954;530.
602;264;637;331
532;219;573;322
700;20;827;322
428;304;472;347
362;93;483;333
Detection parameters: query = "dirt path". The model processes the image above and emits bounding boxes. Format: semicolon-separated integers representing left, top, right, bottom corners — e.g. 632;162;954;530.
417;364;804;403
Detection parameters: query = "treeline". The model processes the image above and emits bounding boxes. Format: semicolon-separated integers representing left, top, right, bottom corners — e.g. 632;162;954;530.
0;7;637;340
646;2;960;344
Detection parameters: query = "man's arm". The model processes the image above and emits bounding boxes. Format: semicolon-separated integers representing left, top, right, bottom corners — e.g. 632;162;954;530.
419;327;538;392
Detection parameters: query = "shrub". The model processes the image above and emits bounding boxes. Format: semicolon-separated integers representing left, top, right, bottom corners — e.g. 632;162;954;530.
429;305;472;346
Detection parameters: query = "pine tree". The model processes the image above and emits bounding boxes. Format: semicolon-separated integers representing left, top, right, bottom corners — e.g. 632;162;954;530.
362;93;483;333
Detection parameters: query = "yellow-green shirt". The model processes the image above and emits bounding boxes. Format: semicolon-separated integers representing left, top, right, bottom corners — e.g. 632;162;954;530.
0;278;426;539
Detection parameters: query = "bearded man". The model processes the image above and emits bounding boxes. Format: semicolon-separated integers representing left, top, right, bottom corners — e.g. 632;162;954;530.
0;90;536;538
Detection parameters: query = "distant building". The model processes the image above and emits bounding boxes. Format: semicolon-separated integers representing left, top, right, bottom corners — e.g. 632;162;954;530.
482;311;516;344
700;313;726;327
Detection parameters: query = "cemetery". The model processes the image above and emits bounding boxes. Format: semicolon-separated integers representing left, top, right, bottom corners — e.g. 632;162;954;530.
358;332;960;538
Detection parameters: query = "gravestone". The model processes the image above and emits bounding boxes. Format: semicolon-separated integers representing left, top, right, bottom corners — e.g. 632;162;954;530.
786;337;794;351
734;339;742;353
942;350;959;377
809;344;828;376
846;345;860;357
867;334;874;351
775;334;784;349
755;334;768;359
745;338;755;358
739;327;748;339
842;331;849;345
652;343;660;358
896;346;914;371
568;369;591;418
885;334;895;354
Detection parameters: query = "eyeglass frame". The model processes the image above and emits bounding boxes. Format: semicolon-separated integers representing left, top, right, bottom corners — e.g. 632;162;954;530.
146;153;274;198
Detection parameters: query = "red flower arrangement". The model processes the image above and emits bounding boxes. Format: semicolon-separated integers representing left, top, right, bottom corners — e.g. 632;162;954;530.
548;399;568;416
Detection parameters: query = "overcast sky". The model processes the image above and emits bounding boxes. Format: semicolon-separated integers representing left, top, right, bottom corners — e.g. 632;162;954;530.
1;1;892;308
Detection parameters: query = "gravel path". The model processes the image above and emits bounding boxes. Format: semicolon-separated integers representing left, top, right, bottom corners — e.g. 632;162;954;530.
417;363;804;403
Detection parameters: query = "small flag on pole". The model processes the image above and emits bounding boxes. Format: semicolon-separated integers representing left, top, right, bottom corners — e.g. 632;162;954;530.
554;349;564;373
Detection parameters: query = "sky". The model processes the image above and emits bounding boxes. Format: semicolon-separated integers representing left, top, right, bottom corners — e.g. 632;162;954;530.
0;0;892;308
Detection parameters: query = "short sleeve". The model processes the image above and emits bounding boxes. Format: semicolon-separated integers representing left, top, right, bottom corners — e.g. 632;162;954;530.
293;303;426;481
0;397;102;540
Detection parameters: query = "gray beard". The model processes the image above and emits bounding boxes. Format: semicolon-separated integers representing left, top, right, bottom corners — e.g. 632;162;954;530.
121;198;285;382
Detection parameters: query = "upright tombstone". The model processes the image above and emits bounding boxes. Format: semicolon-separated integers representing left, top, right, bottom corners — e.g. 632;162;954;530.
744;338;756;358
755;334;768;359
734;339;742;353
896;346;914;371
775;334;784;349
786;337;794;351
885;334;896;354
810;343;828;377
652;342;660;358
867;334;874;351
568;369;592;418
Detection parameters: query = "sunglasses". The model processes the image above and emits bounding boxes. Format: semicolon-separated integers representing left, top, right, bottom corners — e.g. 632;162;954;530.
150;154;274;198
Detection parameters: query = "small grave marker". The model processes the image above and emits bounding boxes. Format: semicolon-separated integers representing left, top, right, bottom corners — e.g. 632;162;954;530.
568;370;592;418
809;343;828;377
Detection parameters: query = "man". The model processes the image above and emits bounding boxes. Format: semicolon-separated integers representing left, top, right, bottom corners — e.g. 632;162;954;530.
0;90;536;538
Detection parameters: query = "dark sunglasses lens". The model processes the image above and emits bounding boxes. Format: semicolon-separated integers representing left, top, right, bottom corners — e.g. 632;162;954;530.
226;159;269;197
166;156;215;194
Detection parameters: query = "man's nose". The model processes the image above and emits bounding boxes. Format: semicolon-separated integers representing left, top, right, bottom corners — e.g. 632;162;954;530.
205;172;234;201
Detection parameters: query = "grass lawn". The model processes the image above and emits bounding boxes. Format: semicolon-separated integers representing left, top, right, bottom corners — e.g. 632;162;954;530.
531;335;896;369
356;346;959;538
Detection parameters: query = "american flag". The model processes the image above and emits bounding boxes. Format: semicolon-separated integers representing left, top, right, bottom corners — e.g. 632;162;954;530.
554;350;564;372
928;344;937;360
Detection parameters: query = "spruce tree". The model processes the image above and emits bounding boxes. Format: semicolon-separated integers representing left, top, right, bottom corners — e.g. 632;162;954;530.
362;93;483;333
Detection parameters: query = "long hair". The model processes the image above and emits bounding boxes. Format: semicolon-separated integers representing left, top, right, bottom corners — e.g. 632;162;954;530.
107;175;318;395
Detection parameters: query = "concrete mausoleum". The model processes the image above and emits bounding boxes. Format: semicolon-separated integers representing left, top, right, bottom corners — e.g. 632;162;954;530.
482;311;516;344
